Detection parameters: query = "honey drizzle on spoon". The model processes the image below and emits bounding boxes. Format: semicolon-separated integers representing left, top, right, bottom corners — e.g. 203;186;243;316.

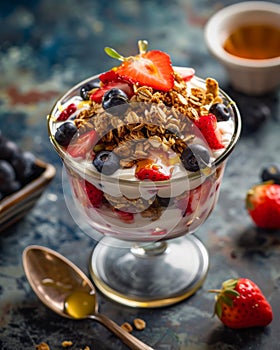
64;290;96;318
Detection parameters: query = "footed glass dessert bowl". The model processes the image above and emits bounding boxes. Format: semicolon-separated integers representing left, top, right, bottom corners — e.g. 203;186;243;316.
48;55;241;307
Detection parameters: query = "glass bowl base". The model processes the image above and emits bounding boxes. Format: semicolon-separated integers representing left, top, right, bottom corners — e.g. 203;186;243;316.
89;235;209;308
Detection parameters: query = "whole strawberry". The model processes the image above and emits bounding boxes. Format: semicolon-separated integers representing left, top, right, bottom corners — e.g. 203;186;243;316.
246;182;280;229
210;278;273;329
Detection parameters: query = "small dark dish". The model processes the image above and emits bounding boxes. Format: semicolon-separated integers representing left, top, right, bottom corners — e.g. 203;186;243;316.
0;159;55;233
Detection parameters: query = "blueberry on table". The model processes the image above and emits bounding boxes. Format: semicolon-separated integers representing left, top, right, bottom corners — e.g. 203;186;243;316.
180;144;210;172
11;152;28;178
0;160;16;183
0;130;4;144
0;140;20;161
0;180;21;196
0;160;21;195
93;150;120;175
209;103;231;121
13;151;44;185
102;88;129;111
261;164;280;185
54;122;78;146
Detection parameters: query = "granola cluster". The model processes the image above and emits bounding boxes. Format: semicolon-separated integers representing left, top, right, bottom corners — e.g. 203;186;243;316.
73;73;222;169
36;342;90;350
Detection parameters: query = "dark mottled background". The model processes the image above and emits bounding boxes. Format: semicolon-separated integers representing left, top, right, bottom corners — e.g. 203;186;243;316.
0;1;280;349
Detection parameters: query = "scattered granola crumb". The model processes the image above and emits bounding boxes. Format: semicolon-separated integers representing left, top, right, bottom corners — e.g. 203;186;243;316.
61;340;73;347
36;343;50;350
121;322;133;333
133;318;146;330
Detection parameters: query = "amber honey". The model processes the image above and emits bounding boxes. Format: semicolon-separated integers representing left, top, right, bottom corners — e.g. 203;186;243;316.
64;290;95;318
223;24;280;59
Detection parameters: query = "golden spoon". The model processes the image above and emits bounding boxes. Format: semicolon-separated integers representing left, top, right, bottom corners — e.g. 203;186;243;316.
22;245;154;350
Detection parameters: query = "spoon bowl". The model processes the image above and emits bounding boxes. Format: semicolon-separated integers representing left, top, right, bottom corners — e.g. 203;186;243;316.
22;245;154;350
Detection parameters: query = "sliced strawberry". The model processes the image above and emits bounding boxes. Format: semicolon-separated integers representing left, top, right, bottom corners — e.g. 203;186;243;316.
115;50;174;92
135;159;171;181
176;179;213;217
114;208;134;223
194;114;224;150
90;81;133;104
136;168;170;181
84;180;103;208
67;130;98;158
176;187;200;216
99;69;119;83
174;67;195;82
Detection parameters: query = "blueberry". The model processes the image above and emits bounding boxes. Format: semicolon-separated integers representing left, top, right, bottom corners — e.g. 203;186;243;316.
93;150;120;175
10;151;27;177
0;180;21;196
209;103;231;121
180;144;210;172
261;164;280;184
102;88;129;113
0;140;20;161
80;82;100;100
0;160;16;183
0;130;5;145
12;151;43;185
54;122;77;146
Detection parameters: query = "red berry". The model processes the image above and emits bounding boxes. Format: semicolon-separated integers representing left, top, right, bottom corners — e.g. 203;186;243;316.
210;278;273;329
194;114;224;150
246;182;280;229
174;67;195;82
84;180;103;208
67;130;98;158
90;81;133;104
176;180;212;217
57;110;69;121
99;69;119;83
114;209;134;223
115;50;174;92
66;103;77;115
57;103;77;121
135;160;171;181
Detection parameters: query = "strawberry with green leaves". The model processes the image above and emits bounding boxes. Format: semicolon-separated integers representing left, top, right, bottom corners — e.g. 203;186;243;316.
103;40;174;92
210;278;273;329
90;40;174;103
246;181;280;229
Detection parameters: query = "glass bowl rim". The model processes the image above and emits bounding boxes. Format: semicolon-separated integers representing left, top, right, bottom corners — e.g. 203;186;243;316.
47;67;242;187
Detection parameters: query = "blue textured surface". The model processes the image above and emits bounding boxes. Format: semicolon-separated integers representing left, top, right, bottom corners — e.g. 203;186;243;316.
1;1;280;349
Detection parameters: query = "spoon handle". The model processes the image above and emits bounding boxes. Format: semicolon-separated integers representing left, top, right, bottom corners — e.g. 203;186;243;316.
91;313;155;350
